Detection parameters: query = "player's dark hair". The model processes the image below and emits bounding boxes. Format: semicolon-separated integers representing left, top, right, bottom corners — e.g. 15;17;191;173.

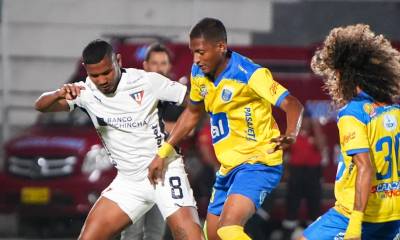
144;43;172;62
82;39;113;64
311;24;400;107
190;17;227;43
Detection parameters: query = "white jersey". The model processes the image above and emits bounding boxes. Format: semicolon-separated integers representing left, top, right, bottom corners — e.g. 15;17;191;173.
67;68;187;179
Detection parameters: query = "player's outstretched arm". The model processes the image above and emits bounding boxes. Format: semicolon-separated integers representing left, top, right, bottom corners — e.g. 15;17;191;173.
148;101;203;185
35;83;85;112
269;95;304;153
344;152;373;240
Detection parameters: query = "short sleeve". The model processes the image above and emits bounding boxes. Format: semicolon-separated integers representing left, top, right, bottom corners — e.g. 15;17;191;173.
248;68;289;107
338;115;370;156
147;72;187;105
189;74;204;104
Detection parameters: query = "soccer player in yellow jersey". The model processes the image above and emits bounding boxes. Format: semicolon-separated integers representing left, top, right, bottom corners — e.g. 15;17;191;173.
301;24;400;240
148;18;304;240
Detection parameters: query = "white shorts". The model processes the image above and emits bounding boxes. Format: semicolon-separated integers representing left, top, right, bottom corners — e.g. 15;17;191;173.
101;157;197;223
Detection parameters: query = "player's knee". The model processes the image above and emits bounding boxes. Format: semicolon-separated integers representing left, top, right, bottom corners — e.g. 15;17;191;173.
78;222;91;240
79;229;114;240
216;225;251;240
170;225;195;240
78;229;95;240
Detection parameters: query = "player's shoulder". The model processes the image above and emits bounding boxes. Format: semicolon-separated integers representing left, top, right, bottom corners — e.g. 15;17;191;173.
121;68;158;87
123;68;147;81
191;64;205;78
79;79;94;95
227;51;263;84
337;92;373;124
125;68;168;80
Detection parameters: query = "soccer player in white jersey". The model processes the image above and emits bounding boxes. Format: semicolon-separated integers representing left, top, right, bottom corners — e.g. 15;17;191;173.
35;40;204;240
121;43;182;240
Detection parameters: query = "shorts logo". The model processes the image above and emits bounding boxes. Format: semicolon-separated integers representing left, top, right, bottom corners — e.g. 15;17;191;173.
221;88;233;102
259;190;268;205
383;114;397;131
130;90;144;105
334;232;345;240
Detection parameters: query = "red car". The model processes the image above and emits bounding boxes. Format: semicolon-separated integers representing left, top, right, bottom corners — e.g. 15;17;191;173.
0;109;116;236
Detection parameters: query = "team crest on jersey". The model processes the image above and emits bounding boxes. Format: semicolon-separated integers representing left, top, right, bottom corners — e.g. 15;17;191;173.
383;114;397;131
200;84;208;97
130;90;144;105
221;88;233;102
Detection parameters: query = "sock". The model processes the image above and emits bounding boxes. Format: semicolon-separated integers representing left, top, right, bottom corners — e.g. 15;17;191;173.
217;225;251;240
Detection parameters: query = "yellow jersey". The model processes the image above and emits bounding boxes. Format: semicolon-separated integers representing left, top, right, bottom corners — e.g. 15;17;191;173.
335;91;400;222
190;51;289;175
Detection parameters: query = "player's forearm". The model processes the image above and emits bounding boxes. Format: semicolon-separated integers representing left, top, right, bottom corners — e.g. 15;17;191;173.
344;153;373;238
35;90;64;112
167;107;201;146
353;153;373;212
282;95;304;137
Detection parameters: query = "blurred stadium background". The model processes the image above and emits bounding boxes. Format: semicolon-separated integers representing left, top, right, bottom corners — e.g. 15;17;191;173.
0;0;398;239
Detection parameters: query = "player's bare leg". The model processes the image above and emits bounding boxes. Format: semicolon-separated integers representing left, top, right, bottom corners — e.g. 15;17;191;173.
217;194;255;240
78;196;131;240
205;212;220;240
167;206;205;240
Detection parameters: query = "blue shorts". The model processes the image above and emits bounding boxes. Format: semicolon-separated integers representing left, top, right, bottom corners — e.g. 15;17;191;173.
207;163;282;216
303;208;400;240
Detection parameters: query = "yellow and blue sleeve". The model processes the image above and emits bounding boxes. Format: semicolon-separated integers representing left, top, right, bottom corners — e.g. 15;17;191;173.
189;75;204;104
338;116;370;156
248;68;289;106
189;64;205;104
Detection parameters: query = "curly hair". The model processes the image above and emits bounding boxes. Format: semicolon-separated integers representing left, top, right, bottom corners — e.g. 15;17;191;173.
311;24;400;107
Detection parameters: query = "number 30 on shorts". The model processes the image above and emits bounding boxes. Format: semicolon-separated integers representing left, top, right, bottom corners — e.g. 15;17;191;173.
169;176;183;199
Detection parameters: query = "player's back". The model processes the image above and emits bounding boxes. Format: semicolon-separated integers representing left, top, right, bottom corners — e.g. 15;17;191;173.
335;91;400;222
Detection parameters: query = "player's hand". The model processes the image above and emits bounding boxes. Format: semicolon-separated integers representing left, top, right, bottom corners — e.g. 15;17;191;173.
267;135;296;154
148;155;166;186
57;83;85;100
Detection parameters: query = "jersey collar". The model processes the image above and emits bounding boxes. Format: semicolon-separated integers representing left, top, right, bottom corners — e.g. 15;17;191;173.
213;50;234;87
357;91;374;101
